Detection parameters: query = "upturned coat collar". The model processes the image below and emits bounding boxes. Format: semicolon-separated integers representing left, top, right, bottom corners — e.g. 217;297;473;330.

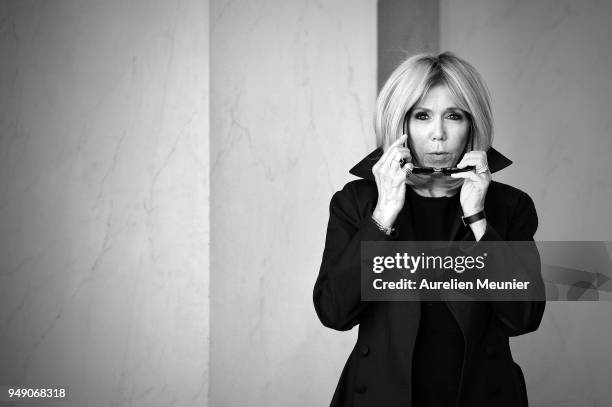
349;146;512;181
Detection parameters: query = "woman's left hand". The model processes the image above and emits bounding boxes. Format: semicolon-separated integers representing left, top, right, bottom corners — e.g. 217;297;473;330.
450;151;491;217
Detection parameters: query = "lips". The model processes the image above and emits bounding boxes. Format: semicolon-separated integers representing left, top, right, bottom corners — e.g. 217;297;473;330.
424;152;452;165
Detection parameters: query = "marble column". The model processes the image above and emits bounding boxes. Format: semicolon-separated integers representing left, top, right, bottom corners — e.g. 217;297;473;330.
0;1;209;406
210;1;376;406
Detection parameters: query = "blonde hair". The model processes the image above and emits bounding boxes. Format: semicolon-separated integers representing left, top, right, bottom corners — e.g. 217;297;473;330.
373;52;494;187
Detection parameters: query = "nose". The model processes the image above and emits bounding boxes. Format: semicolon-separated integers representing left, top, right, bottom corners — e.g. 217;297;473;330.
430;118;446;141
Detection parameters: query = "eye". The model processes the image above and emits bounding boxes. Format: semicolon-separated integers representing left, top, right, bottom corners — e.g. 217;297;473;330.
446;112;464;120
414;112;429;120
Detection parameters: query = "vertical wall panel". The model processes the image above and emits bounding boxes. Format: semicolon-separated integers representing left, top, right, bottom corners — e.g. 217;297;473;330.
210;1;375;405
0;1;210;405
440;0;612;405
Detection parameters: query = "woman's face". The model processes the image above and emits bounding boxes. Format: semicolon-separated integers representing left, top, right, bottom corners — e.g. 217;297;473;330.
407;85;470;168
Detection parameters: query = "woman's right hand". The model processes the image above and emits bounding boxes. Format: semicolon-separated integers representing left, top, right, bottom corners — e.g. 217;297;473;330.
372;134;413;228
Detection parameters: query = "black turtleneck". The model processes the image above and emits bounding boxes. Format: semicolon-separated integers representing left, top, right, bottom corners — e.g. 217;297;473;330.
406;186;465;406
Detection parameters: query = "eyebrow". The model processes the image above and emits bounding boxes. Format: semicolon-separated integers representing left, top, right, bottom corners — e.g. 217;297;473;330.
412;106;463;111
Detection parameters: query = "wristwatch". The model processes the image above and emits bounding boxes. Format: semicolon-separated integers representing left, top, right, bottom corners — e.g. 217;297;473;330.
461;210;486;226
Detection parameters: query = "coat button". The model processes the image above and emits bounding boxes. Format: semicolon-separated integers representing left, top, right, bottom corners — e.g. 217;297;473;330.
485;345;496;357
359;344;369;356
355;384;367;394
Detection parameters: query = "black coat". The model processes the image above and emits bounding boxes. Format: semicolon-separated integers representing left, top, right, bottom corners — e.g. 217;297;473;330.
313;148;546;407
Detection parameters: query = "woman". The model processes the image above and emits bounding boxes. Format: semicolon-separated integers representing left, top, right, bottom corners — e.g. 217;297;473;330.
313;52;545;407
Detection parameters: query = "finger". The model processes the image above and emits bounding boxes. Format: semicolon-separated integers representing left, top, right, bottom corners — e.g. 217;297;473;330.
395;148;412;165
395;147;411;157
456;155;480;168
450;170;482;183
390;133;409;148
401;162;414;177
380;134;408;162
456;151;484;165
387;150;408;172
456;151;487;169
451;171;490;183
380;145;411;173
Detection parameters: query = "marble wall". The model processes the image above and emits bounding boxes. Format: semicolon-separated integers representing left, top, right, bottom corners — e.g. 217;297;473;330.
0;1;209;406
440;0;612;405
210;1;376;406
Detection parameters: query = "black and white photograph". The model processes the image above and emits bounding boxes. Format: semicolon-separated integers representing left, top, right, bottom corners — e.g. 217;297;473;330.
1;1;612;406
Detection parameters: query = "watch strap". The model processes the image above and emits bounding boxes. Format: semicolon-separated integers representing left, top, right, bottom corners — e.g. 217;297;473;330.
462;210;486;226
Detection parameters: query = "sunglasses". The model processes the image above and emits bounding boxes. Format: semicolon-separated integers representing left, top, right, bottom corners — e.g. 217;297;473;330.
401;163;475;175
401;110;475;175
